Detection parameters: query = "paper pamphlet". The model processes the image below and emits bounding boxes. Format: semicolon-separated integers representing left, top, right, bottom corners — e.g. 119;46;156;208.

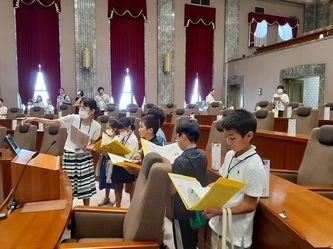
93;133;132;156
108;153;141;170
288;119;296;136
211;143;221;170
169;173;245;210
273;96;281;102
261;159;270;197
324;106;330;120
141;138;183;164
286;106;292;118
71;125;89;149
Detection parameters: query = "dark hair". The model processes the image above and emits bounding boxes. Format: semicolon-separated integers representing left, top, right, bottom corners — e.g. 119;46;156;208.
77;90;84;97
209;88;215;92
176;119;200;143
108;119;119;135
221;109;257;137
117;117;135;131
81;97;97;113
98;87;104;92
60;87;65;91
141;114;160;135
0;98;4;102
148;106;166;125
277;85;284;90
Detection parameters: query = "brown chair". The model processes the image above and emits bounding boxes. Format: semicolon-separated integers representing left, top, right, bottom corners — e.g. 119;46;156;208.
319;102;333;120
97;115;111;134
170;116;191;143
43;113;55;120
6;107;23;119
30;106;44;117
253;110;274;131
58;104;75;117
254;100;274;111
127;106;142;118
220;109;235;118
106;105;119;120
205;119;230;156
290;106;319;135
13;125;37;151
186;103;200;114
271;125;333;200
170;108;189;123
59;152;171;249
207;101;223;115
282;102;303;118
40;126;67;156
143;103;155;114
163;103;177;115
0;126;7;148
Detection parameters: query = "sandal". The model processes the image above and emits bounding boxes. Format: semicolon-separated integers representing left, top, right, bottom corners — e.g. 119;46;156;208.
98;198;110;206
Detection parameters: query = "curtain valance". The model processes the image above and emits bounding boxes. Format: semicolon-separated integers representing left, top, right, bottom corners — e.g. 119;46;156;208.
13;0;61;13
184;4;216;29
108;0;147;21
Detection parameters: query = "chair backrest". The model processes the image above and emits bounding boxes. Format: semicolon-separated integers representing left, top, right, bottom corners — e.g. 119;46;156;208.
282;102;303;118
319;102;333;120
254;101;274;111
127;106;142;118
143;103;155;114
290;107;319;135
106;105;119;120
220;109;235;118
0;126;7;148
207;101;223;115
6;107;23;119
297;125;333;189
30;106;44;117
123;152;171;242
127;116;141;140
164;103;177;115
205;120;230;156
253;110;274;131
13;125;37;150
170;116;191;143
39;126;68;155
171;108;189;123
43;113;55;120
58;104;75;117
96;115;111;134
186;103;199;114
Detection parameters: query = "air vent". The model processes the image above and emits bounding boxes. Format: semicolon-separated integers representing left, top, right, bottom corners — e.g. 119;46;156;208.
255;7;264;14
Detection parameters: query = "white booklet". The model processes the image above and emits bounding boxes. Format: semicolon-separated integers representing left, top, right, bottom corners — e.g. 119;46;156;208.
141;138;183;164
71;125;89;149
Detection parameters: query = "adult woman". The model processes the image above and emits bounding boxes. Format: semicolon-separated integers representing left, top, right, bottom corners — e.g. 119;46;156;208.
272;85;289;117
22;98;101;206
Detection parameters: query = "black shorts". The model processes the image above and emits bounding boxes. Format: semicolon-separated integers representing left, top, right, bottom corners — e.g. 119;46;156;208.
111;165;136;184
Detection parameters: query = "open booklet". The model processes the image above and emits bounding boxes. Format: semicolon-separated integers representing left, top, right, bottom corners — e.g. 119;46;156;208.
107;153;141;170
141;138;183;164
93;132;132;156
71;125;89;149
169;173;245;210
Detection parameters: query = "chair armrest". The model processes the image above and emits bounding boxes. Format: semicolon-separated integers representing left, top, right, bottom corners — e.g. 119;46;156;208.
71;206;128;239
270;169;298;183
56;241;159;249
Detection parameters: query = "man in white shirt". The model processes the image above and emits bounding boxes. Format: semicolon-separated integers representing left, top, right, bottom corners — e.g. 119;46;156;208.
57;87;72;108
205;88;215;105
0;98;8;118
94;87;111;113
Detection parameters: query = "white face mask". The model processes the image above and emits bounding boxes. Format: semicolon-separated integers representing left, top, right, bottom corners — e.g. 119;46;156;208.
277;89;283;94
106;129;114;136
79;110;90;119
120;131;128;137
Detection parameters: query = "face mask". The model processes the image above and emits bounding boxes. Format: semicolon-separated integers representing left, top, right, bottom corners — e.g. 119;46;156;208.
277;89;283;94
120;131;128;137
79;110;89;119
106;129;114;136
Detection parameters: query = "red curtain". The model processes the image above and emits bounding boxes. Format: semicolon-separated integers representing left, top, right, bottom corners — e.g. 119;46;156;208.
14;0;61;106
184;4;215;104
108;0;146;107
248;12;299;47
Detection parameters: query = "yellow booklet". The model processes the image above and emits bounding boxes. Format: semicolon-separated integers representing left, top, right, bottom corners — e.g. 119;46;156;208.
108;153;141;170
93;132;132;156
141;138;182;164
169;173;245;210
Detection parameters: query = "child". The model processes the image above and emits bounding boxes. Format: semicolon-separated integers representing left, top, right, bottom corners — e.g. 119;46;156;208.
138;114;162;145
170;119;207;249
96;119;119;206
203;109;266;249
148;106;167;145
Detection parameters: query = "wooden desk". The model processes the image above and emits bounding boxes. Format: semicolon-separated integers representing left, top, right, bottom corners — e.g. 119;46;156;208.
274;117;333;132
0;168;72;249
0;148;14;203
252;174;333;249
253;130;309;170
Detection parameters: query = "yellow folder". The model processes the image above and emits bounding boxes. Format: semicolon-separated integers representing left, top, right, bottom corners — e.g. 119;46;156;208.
93;133;132;156
169;173;245;210
108;153;141;170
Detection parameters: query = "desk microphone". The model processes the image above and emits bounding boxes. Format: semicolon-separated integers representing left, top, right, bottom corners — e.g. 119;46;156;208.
44;140;57;155
7;151;40;211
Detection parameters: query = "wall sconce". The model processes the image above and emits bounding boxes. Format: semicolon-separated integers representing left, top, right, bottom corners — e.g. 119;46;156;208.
163;52;172;73
82;48;91;69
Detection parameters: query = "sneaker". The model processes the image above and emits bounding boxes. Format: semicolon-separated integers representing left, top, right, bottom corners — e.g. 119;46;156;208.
98;198;110;206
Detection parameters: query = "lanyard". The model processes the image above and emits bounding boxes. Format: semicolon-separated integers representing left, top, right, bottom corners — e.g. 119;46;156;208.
226;153;257;178
121;131;132;145
79;118;92;134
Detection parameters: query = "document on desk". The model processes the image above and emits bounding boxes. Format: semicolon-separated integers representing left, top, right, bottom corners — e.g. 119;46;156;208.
21;200;67;213
71;125;89;149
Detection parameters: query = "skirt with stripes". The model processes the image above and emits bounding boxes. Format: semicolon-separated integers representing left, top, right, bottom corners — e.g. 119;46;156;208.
62;150;97;199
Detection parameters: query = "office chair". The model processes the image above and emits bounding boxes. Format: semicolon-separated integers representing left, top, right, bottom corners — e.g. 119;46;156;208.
30;106;44;117
43;113;55;120
6;107;23;119
13;124;37;151
170;108;189;123
319;102;333;120
290;106;319;135
254;100;274;111
143;103;155;114
207;101;224;115
186;103;200;114
58;104;75;117
106;105;119;120
0;126;7;148
205;119;230;156
58;152;171;249
220;109;235;118
253;110;274;131
170;116;191;143
127;106;142;118
40;126;67;155
271;125;333;200
282;102;303;118
163;103;177;115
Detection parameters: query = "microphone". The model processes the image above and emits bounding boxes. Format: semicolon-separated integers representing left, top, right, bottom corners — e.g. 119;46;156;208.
7;151;40;211
44;140;57;155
